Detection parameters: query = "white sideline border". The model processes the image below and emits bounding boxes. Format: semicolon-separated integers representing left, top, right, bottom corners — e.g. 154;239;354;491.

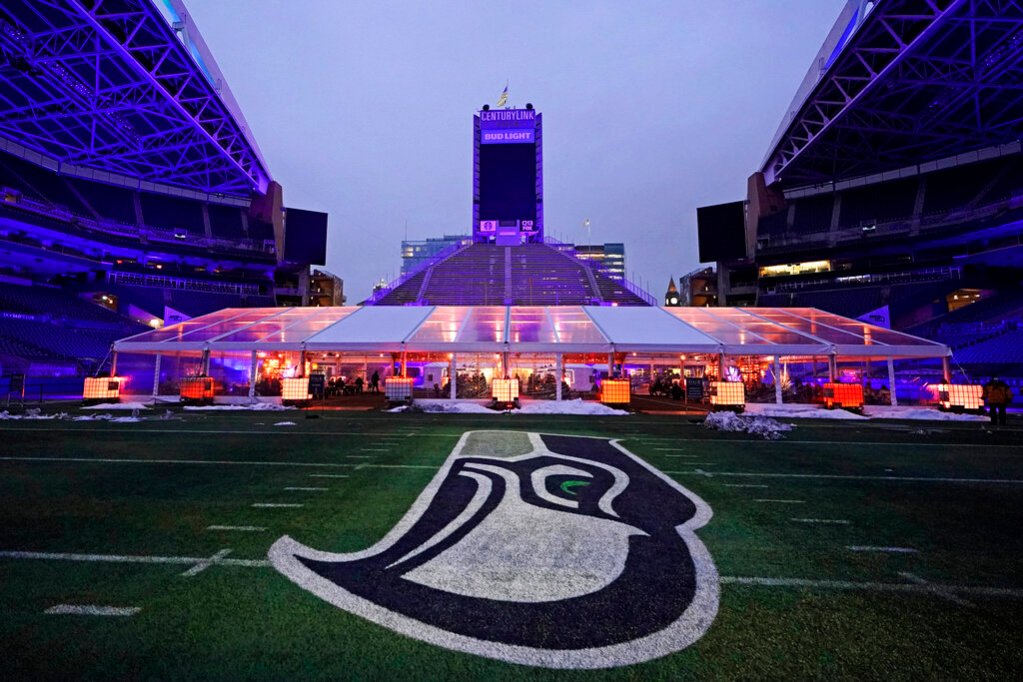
45;604;140;617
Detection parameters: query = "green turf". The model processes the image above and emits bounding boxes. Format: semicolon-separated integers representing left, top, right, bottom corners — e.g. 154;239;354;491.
1;410;1022;679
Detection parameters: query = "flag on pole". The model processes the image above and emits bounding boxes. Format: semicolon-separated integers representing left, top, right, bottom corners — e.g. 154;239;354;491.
496;83;508;108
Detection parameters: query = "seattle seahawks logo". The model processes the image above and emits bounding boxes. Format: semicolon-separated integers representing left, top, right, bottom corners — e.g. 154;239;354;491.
269;431;718;669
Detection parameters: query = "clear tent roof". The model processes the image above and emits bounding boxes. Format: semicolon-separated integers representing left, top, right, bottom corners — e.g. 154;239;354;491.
114;306;948;359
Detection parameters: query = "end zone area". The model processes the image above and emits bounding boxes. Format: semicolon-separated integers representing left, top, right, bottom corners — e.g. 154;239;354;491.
1;412;1022;678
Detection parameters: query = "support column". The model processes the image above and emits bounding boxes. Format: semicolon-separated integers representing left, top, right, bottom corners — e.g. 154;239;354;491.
773;356;783;405
110;351;118;377
942;356;952;384
299;350;307;377
152;353;161;398
449;353;457;399
718;353;726;381
608;351;615;379
555;353;563;401
248;350;258;402
400;349;408;378
502;351;510;379
828;354;837;382
887;357;898;407
200;348;210;376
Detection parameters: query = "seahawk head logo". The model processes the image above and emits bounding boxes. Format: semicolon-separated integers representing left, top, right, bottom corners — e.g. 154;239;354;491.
269;431;718;669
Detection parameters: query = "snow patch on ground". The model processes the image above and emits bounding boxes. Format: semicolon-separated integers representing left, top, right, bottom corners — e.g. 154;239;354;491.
273;421;297;426
81;402;150;411
744;403;867;420
0;409;68;421
184;403;294;412
515;399;629;416
862;406;988;422
703;411;794;440
390;400;496;414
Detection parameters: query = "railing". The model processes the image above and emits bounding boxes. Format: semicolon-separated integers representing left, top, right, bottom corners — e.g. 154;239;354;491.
364;239;472;305
768;265;962;294
2;187;272;256
542;237;657;305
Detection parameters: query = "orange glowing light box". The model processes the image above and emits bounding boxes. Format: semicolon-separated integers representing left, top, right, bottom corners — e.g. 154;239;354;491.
709;381;745;406
83;377;122;401
180;377;214;401
492;378;520;402
385;377;414;402
282;377;311;401
932;383;983;411
823;382;863;409
600;379;631;405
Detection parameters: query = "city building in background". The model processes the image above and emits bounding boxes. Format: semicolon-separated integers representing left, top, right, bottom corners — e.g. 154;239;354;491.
679;267;718;307
571;243;626;281
400;235;471;276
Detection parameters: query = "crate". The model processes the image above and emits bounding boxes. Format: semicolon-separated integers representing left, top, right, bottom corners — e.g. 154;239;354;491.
709;381;745;408
600;379;631;405
823;382;863;409
282;377;311;402
385;377;414;402
932;383;983;411
492;378;520;402
180;377;214;403
83;376;122;402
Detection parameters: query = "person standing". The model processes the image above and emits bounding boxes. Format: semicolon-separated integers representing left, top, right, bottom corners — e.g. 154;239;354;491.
982;377;1013;426
370;370;380;393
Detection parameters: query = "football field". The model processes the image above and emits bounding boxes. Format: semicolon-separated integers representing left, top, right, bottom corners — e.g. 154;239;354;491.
1;410;1022;679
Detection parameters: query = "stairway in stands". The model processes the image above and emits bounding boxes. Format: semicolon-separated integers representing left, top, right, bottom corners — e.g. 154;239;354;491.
372;242;650;306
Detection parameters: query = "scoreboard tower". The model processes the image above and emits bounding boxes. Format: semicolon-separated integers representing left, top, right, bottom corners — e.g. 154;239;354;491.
473;105;543;245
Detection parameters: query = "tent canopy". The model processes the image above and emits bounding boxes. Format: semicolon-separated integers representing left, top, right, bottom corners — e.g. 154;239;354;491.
114;306;950;360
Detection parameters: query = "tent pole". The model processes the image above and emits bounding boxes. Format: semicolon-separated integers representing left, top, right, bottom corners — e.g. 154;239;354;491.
555;353;563;401
110;351;118;377
942;356;952;384
152;353;161;398
887;357;898;407
248;350;258;402
773;356;783;405
828;354;837;382
718;353;726;381
449;353;457;400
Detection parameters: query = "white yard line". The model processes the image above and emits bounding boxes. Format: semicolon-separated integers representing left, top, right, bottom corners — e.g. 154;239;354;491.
180;548;232;577
754;499;805;504
6;550;1021;601
206;525;266;532
724;484;769;488
308;474;349;479
345;455;375;459
899;571;975;607
355;463;436;470
791;518;850;524
666;469;1023;485
0;456;354;469
359;449;391;452
45;604;140;617
251;503;303;508
847;546;918;553
284;487;328;491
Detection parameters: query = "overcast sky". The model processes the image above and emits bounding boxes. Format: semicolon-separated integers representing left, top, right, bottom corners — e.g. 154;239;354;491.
185;0;845;302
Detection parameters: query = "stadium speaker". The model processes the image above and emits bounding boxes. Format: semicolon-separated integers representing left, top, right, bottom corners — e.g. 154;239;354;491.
526;103;533;109
482;104;490;111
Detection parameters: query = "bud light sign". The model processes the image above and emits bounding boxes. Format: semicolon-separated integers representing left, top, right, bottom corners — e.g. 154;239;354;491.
480;109;535;145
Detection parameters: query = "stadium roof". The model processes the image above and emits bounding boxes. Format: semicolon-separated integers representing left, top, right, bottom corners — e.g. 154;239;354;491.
0;0;270;196
114;305;950;359
763;0;1023;186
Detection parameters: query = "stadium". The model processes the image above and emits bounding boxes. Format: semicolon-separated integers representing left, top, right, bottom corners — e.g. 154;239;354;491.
1;0;1022;679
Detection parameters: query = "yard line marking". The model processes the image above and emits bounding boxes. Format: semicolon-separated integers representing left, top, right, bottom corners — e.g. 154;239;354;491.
180;548;232;577
251;503;303;508
359;449;390;452
308;474;349;479
8;552;1023;601
0;550;270;568
284;487;327;491
720;576;1023;599
45;605;140;617
206;525;266;532
755;499;805;504
847;546;918;554
355;463;436;470
899;571;974;607
0;456;355;469
791;518;850;524
663;470;1023;485
664;454;696;458
724;484;769;488
345;455;374;459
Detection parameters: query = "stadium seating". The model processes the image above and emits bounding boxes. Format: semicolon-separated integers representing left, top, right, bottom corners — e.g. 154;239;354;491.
207;203;247;239
0;282;124;324
66;179;138;225
791;194;834;234
375;242;649;306
952;327;1023;366
840;178;917;226
139;192;206;234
